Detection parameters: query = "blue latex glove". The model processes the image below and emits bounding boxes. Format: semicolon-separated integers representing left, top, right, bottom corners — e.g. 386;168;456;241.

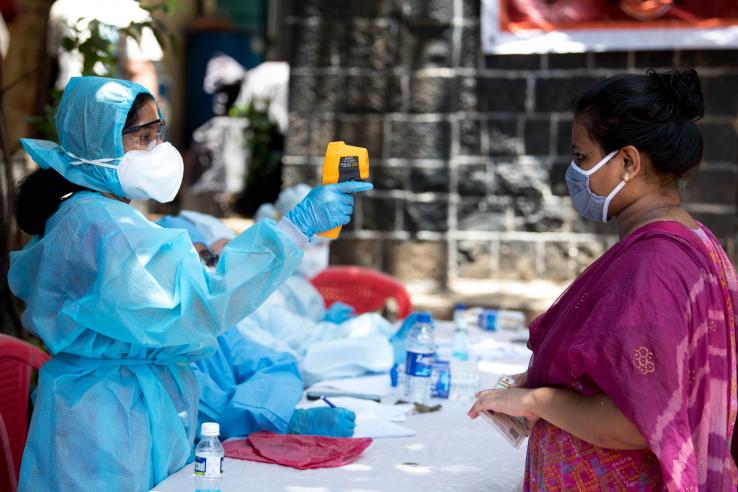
389;312;419;365
323;301;355;324
288;407;356;437
286;182;373;239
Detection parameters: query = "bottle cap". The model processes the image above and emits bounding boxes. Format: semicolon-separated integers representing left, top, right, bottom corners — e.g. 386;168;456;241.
454;303;466;311
417;311;432;323
201;422;220;437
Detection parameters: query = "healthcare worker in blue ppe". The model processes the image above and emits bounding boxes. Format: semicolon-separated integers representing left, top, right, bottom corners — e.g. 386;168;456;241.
155;216;357;440
8;76;372;492
192;327;356;440
158;206;397;385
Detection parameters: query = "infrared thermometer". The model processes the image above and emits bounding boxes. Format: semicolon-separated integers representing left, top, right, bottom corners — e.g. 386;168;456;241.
320;141;370;239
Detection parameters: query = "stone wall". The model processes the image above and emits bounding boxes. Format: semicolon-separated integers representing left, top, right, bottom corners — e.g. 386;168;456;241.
283;0;738;297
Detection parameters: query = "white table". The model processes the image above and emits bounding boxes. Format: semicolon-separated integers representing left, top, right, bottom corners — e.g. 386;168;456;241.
152;398;527;492
153;323;532;492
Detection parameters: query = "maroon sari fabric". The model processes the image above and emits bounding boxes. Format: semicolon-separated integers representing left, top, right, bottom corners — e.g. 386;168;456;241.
525;221;738;491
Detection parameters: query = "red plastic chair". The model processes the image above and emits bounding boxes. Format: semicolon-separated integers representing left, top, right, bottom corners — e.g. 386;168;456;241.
0;335;49;490
310;266;413;320
0;414;16;492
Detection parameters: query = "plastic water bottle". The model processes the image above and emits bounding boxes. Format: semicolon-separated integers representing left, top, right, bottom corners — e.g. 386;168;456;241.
404;311;436;405
195;422;224;492
452;304;469;361
449;359;480;403
478;309;526;332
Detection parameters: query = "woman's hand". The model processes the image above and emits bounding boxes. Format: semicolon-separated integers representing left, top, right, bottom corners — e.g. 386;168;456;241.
471;386;648;450
467;387;541;428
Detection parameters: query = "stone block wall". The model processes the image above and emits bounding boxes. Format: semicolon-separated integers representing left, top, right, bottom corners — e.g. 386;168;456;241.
283;0;738;291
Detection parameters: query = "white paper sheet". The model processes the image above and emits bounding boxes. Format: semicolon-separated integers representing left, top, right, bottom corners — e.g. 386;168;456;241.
353;419;416;439
309;373;394;397
308;396;412;421
305;396;416;439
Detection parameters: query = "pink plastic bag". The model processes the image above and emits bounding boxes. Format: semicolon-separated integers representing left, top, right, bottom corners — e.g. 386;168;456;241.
223;432;373;470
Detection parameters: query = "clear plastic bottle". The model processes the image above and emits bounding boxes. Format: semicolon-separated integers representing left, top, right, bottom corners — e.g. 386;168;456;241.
195;422;224;492
479;309;526;332
496;309;526;331
404;311;436;405
452;303;469;361
449;359;480;403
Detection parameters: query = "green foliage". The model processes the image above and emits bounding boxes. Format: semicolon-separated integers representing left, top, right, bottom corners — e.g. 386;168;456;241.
32;4;173;140
230;99;281;180
78;21;116;76
140;0;178;16
230;99;283;215
28;89;63;142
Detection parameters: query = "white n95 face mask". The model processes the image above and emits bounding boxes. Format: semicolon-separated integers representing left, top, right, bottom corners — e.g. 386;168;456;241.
68;142;184;203
116;142;184;202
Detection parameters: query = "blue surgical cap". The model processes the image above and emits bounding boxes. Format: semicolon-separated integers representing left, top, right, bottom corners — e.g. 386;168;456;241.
156;215;208;245
20;76;156;196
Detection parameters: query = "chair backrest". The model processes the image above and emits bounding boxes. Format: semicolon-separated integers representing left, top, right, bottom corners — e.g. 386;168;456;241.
0;413;17;492
0;335;49;482
310;266;412;320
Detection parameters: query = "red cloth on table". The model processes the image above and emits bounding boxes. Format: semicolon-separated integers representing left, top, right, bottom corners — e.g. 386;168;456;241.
223;432;373;470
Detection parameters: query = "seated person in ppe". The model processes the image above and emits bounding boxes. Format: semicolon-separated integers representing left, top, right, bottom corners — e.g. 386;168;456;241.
193;329;356;440
155;217;356;439
156;213;228;267
165;209;236;257
9;76;371;492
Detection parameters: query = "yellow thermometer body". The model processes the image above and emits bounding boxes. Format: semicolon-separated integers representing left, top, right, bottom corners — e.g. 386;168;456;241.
319;141;370;239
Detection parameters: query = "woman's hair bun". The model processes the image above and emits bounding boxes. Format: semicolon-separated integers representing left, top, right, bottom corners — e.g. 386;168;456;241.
575;68;704;180
647;68;704;121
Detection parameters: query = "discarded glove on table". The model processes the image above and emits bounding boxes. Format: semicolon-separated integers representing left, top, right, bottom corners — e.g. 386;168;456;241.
223;431;373;470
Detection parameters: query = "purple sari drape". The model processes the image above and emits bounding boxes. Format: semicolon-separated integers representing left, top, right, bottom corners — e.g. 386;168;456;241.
525;221;738;491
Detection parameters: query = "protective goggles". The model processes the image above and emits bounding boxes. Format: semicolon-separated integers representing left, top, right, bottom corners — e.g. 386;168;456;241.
122;118;167;151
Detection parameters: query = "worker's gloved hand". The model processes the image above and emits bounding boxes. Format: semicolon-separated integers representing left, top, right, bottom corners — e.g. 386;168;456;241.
286;182;373;239
389;312;419;365
288;407;356;437
323;302;355;324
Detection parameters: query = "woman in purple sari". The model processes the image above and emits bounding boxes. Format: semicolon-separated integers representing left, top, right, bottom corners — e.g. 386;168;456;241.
468;68;738;491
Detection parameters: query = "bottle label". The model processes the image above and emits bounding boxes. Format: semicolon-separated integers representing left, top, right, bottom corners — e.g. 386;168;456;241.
194;455;223;478
405;350;434;377
431;360;451;398
479;310;498;331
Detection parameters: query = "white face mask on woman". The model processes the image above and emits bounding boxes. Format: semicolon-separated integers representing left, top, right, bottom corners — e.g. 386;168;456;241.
67;142;184;203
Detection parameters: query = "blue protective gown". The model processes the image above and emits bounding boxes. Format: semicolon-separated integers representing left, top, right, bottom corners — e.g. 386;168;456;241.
9;76;305;491
8;192;303;491
192;327;303;440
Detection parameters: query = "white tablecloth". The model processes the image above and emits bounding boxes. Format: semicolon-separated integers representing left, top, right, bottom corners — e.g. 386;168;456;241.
152;397;527;492
152;322;532;492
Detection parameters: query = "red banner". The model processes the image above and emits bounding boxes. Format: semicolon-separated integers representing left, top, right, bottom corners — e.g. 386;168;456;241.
502;0;738;30
483;0;738;54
